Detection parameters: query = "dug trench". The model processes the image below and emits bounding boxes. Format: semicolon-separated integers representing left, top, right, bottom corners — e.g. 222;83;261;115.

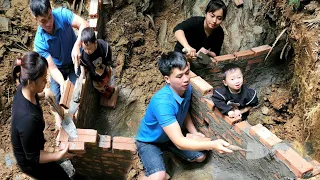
1;0;320;179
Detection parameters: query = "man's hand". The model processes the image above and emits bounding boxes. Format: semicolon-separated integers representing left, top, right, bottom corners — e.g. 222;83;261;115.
60;80;66;98
71;45;81;74
211;139;233;153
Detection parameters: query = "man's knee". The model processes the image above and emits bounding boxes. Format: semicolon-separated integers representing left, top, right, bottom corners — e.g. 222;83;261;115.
194;153;206;162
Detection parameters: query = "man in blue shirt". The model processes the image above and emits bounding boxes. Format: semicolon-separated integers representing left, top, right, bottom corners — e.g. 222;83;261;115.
136;52;233;180
30;0;89;128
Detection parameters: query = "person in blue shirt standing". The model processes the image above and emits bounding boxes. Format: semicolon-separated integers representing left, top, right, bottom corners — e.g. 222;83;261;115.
30;0;89;128
136;52;233;180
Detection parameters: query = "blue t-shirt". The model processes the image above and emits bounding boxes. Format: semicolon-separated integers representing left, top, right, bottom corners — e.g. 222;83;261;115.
136;84;192;143
34;7;76;68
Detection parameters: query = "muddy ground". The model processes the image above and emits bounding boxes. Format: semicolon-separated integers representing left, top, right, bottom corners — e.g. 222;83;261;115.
0;0;320;179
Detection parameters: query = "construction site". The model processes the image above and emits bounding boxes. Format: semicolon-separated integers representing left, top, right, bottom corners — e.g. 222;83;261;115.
0;0;320;179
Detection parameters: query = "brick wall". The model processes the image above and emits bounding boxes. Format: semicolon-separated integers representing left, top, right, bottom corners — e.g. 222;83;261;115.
56;2;138;179
189;71;320;179
192;45;271;89
57;128;137;180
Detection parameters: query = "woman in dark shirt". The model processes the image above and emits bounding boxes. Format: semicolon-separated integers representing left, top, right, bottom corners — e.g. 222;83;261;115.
11;51;74;179
174;0;227;59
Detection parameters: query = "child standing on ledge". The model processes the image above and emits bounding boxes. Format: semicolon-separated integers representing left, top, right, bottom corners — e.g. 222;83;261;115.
80;27;118;109
212;63;258;120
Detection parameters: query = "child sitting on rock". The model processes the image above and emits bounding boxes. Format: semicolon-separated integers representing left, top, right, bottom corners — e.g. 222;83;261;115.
212;63;258;120
80;27;118;109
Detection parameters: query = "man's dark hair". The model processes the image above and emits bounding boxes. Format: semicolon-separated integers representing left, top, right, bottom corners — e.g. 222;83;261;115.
205;0;227;20
18;51;48;86
221;63;241;80
81;27;96;45
29;0;51;17
158;52;187;77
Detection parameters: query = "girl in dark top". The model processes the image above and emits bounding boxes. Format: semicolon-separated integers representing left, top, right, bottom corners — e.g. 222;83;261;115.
11;51;74;180
174;0;227;59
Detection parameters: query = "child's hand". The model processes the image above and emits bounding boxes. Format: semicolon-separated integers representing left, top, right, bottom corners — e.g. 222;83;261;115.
228;111;235;118
234;109;242;117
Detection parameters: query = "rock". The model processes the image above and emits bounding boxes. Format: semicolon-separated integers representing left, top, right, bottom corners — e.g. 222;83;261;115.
261;106;269;115
0;17;11;32
158;20;167;48
253;26;263;34
0;0;10;10
126;169;137;180
113;0;126;9
304;1;319;14
262;116;275;125
115;37;129;47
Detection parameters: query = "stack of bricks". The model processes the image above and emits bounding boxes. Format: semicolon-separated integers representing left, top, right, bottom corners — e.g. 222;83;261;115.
57;128;137;179
194;45;272;89
88;0;101;31
189;69;320;179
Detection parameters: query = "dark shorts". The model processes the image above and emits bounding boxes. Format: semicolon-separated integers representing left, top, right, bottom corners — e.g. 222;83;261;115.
19;162;70;180
136;140;204;176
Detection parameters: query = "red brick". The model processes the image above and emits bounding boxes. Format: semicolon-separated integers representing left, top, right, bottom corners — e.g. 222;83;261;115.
198;126;210;138
112;137;137;152
234;121;251;134
190;76;213;96
222;115;241;125
213;54;235;62
250;124;282;148
89;0;99;18
190;111;205;125
89;18;98;30
247;58;262;65
275;147;313;178
201;98;215;110
98;135;111;149
59;79;74;109
69;130;98;144
77;129;98;136
102;153;125;158
251;45;272;56
227;130;242;146
213;107;223;118
209;67;221;73
189;70;197;78
233;50;255;60
59;141;86;154
208;127;215;136
207;112;220;124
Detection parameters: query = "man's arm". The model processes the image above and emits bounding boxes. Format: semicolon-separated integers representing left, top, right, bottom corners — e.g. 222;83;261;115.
184;112;204;136
71;14;89;69
46;55;65;96
163;121;232;153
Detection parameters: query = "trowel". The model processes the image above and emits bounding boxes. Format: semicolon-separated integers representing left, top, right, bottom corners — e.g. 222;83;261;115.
226;142;270;160
45;91;78;139
68;72;84;114
182;48;213;65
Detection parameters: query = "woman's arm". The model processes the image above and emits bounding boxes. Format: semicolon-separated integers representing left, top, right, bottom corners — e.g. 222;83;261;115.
175;30;196;57
39;144;75;163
